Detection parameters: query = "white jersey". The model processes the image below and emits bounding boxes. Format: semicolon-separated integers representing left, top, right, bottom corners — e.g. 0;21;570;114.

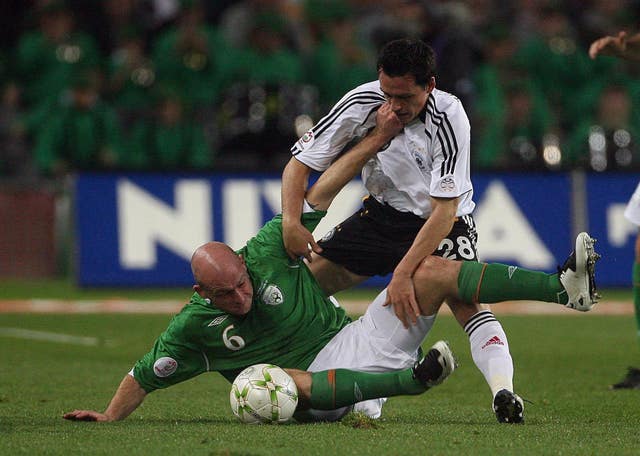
624;182;640;227
291;80;475;218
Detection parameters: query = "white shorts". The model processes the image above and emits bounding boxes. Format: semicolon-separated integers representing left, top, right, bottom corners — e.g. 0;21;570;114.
624;182;640;227
304;288;436;421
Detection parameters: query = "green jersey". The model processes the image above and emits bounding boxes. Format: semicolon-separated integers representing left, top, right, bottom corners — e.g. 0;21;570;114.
133;211;352;392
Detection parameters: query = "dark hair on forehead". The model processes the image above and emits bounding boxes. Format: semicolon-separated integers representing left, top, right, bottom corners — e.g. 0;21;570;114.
377;39;436;87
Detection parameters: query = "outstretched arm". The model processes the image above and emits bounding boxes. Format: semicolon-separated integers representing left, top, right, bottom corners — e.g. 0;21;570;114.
282;157;320;262
589;30;640;61
305;103;402;212
63;374;147;422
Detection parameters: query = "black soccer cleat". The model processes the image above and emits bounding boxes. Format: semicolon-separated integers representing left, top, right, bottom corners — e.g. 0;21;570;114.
493;389;524;424
412;340;457;388
610;367;640;390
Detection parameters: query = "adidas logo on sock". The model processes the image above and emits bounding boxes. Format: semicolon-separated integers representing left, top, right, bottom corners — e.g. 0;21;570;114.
481;335;505;349
353;382;363;402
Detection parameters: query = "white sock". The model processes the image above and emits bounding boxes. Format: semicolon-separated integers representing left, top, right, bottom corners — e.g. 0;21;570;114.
464;310;514;398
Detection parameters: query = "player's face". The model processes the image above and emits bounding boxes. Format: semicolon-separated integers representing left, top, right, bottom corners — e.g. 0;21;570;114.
204;266;253;316
378;70;433;124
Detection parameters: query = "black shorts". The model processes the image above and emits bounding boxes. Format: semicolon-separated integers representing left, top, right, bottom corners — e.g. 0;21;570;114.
317;196;478;276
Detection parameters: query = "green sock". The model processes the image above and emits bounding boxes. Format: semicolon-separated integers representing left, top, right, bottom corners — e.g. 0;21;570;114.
458;261;567;305
309;368;425;410
633;263;640;348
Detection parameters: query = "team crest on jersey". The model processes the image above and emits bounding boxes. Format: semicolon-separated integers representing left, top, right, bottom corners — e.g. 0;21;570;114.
261;284;284;306
439;177;456;192
412;151;427;171
153;357;178;377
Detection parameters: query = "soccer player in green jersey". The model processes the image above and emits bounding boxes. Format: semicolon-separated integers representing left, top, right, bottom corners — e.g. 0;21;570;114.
63;109;600;423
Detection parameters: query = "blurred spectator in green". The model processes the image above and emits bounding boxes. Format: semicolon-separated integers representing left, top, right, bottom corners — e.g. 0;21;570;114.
106;25;156;130
152;0;231;109
218;0;310;53
0;81;35;177
231;11;304;85
15;0;102;109
513;2;592;129
213;11;310;172
475;79;556;170
565;81;640;171
125;85;214;170
33;69;124;176
303;0;371;107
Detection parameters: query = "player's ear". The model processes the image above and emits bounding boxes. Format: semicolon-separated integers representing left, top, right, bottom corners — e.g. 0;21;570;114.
193;284;201;295
427;77;436;92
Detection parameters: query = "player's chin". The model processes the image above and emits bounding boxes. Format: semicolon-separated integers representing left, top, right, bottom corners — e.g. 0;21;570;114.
237;300;252;316
397;113;412;124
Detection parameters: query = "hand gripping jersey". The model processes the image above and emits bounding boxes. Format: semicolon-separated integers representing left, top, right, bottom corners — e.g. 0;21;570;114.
291;80;475;219
132;211;351;392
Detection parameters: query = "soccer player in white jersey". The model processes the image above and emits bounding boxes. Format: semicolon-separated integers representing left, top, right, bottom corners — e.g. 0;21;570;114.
589;30;640;389
282;38;529;421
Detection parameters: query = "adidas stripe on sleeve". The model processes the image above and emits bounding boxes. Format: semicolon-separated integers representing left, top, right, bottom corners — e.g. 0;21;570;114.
291;81;385;172
426;91;472;200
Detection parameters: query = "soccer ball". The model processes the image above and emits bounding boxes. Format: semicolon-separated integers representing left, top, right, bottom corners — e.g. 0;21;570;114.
230;363;298;424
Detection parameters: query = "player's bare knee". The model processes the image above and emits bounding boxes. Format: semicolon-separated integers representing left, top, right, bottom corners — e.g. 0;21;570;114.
415;256;459;291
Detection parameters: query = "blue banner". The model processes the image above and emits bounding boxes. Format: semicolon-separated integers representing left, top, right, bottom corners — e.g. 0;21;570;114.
585;174;638;287
75;172;637;288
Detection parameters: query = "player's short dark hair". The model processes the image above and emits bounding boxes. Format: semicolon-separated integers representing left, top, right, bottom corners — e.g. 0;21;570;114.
377;39;436;87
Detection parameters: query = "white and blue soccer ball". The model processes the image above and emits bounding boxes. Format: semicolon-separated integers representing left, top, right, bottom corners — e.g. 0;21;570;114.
230;363;298;424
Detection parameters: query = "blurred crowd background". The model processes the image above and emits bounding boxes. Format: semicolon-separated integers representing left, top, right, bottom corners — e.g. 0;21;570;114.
2;0;640;179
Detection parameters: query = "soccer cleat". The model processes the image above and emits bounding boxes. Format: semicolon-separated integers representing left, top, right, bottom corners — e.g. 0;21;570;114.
610;367;640;390
558;232;601;312
412;340;457;388
493;389;524;424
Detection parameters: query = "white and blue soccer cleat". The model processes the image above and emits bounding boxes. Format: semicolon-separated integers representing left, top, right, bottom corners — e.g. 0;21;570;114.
559;232;601;312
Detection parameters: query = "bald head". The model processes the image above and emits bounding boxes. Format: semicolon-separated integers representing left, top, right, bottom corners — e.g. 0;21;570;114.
191;242;240;288
191;242;253;315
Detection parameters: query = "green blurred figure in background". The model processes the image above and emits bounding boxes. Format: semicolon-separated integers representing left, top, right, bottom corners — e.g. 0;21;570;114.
565;80;640;171
15;0;101;109
303;0;372;110
152;0;232;110
590;29;640;389
33;69;124;176
106;25;156;131
125;85;214;171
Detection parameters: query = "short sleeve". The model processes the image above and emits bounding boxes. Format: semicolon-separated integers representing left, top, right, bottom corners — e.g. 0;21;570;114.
290;82;384;171
242;211;326;261
427;96;473;199
132;335;207;393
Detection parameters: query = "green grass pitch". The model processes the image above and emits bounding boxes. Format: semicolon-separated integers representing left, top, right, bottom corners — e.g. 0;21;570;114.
1;311;639;455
